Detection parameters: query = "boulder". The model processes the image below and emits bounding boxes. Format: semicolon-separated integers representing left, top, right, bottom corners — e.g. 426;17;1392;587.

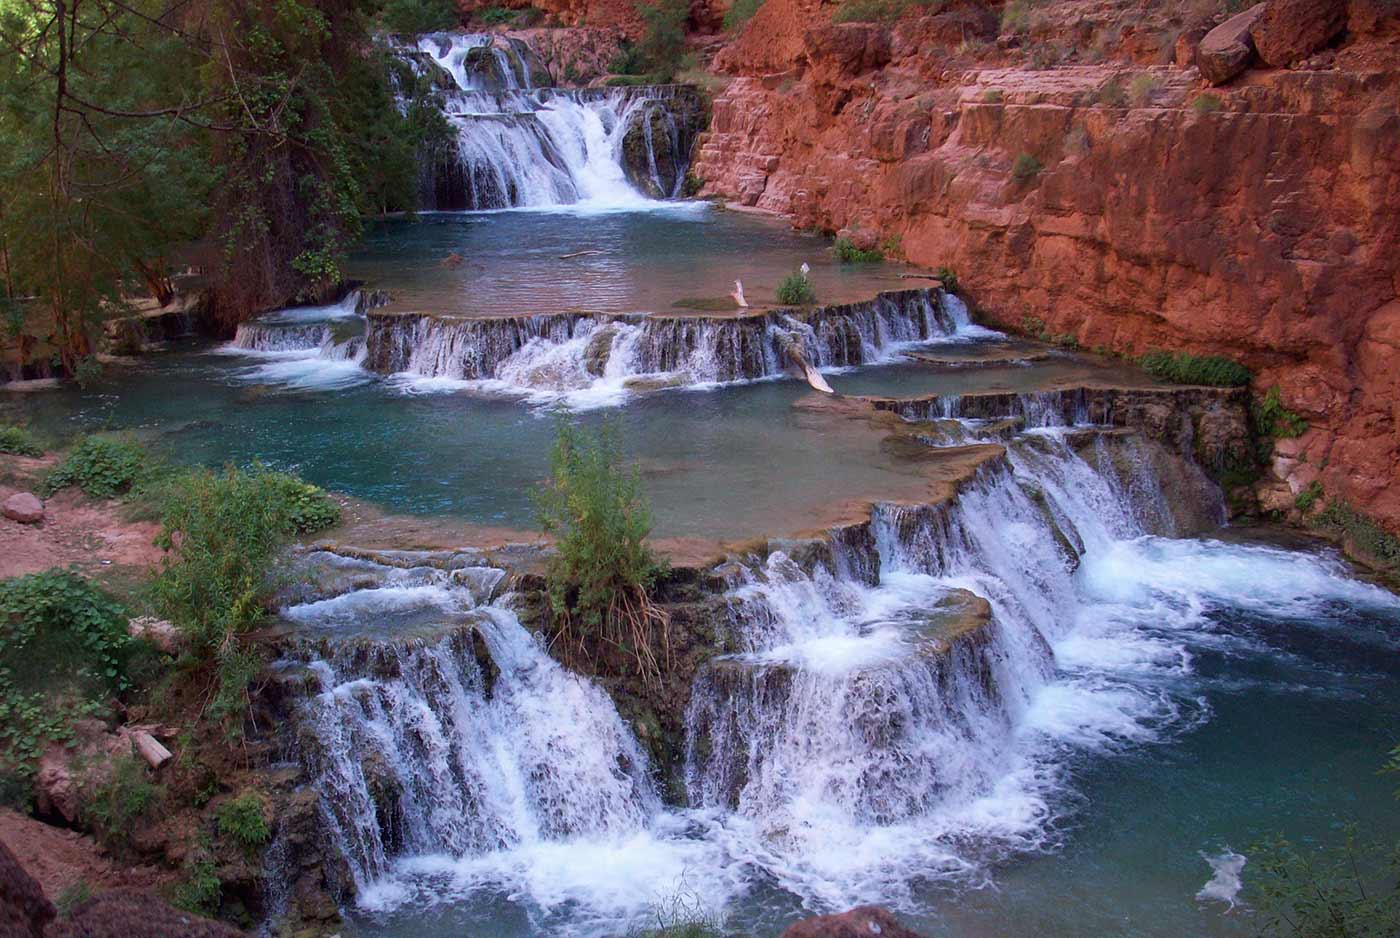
1253;0;1347;67
782;906;926;938
2;492;44;524
1195;3;1265;85
50;889;244;938
127;616;183;655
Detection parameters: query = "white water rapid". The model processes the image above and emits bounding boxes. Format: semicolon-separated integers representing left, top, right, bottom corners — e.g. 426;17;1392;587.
282;425;1400;935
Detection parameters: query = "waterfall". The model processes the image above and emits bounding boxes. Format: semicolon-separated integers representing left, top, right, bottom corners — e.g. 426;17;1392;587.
222;292;372;390
285;556;659;893
370;288;974;401
406;34;701;209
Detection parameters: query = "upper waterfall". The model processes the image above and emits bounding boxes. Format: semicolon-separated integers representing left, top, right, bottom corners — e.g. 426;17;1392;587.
403;33;702;210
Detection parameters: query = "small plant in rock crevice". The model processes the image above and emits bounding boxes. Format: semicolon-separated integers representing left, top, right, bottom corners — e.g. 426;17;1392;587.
1011;153;1043;182
216;790;270;850
1139;350;1251;387
84;754;164;853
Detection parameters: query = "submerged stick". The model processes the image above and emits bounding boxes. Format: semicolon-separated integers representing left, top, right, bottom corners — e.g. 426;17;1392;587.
558;250;604;259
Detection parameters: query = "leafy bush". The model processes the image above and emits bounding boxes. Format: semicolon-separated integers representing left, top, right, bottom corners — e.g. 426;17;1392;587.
1252;385;1307;439
723;0;764;30
0;569;131;783
43;436;146;498
0;425;43;456
1000;0;1032;32
1248;828;1400;937
982;88;1004;104
934;266;959;293
612;0;688;83
1314;501;1400;572
151;465;337;735
1097;79;1127;108
55;881;92;917
1129;73;1159;106
1011;153;1043;182
1295;480;1324;513
217;790;270;849
85;755;163;852
1139;350;1251;387
1191;93;1223;115
534;417;670;688
172;857;221;916
379;0;460;33
833;237;884;263
776;271;817;305
475;5;520;25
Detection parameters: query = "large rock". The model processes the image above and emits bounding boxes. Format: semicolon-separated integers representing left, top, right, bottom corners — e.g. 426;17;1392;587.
1195;3;1265;84
2;492;43;525
50;890;244;938
1254;0;1347;66
0;840;53;938
782;906;926;938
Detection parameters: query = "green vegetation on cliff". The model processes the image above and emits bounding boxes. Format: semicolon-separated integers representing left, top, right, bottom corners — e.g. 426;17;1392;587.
1139;350;1251;387
611;0;689;83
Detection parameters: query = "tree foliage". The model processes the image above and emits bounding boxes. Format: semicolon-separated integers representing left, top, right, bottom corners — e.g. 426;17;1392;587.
0;0;452;371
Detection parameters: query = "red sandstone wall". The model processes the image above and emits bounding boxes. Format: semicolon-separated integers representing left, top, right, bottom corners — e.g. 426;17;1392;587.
694;8;1400;532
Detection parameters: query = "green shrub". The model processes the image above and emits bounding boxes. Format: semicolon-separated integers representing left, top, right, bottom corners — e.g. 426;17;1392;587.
85;755;163;852
934;266;959;293
0;426;43;457
55;881;92;918
1098;78;1127;108
475;5;519;25
1139;350;1251;387
0;570;132;782
776;271;817;305
723;0;764;30
1252;385;1307;439
1190;93;1222;115
1128;73;1159;106
982;88;1004;104
378;0;460;32
172;857;221;916
1000;0;1032;33
151;465;336;735
534;417;670;688
1248;829;1400;938
833;237;884;264
1314;501;1400;572
43;436;146;499
217;790;270;849
1011;152;1043;182
1294;480;1324;513
612;0;687;82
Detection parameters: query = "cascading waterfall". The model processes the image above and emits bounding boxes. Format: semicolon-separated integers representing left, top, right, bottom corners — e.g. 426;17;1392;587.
406;33;700;209
370;289;977;401
285;557;659;894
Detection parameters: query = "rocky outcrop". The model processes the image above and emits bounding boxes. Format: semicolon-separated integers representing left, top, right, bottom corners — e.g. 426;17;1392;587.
1254;0;1347;67
694;10;1400;534
782;905;926;938
508;27;625;84
1196;3;1264;84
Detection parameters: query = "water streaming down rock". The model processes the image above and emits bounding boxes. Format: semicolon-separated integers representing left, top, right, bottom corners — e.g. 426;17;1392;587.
683;427;1224;901
404;33;703;209
285;559;659;894
366;288;971;390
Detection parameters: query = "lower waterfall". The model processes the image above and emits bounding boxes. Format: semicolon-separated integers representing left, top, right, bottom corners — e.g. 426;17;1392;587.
283;428;1400;934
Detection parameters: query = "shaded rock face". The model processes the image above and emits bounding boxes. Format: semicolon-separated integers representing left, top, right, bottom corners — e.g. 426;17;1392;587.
620;91;707;197
0;839;53;938
1196;3;1264;84
695;29;1400;534
782;905;926;938
1254;0;1347;67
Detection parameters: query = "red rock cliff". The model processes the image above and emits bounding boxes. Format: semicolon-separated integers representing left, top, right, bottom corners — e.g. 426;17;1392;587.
694;0;1400;532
